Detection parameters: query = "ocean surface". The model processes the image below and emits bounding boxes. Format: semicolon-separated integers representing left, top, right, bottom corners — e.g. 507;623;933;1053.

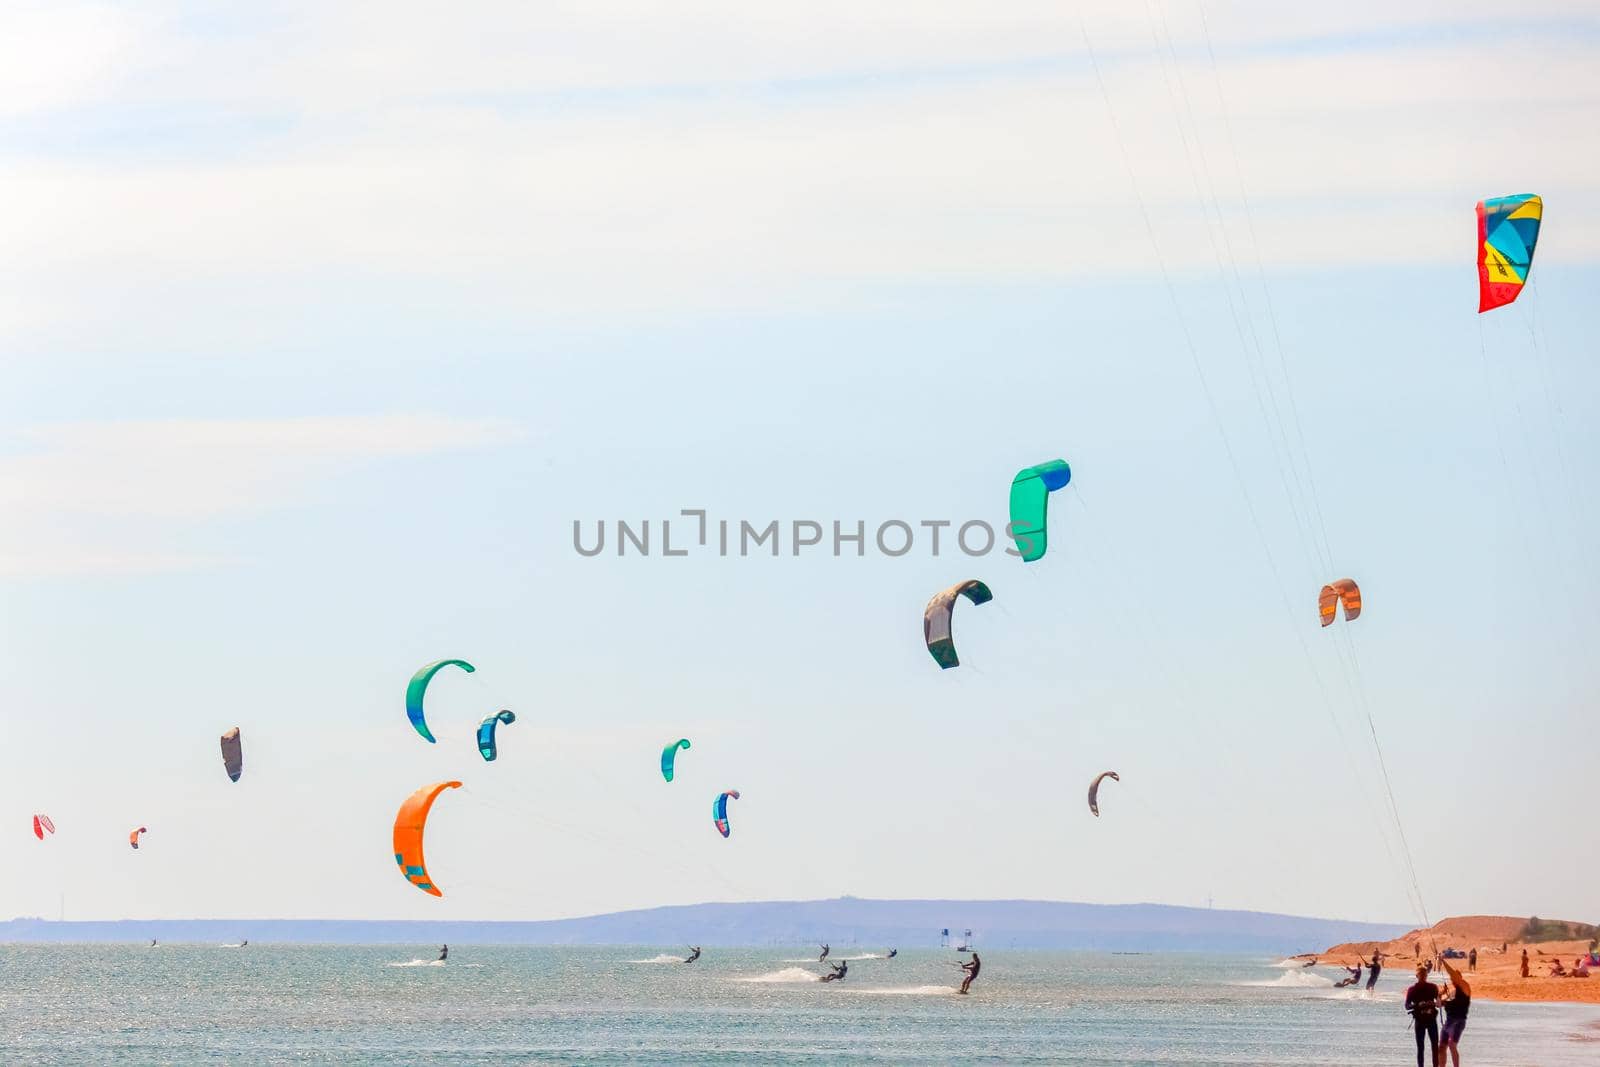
0;945;1595;1064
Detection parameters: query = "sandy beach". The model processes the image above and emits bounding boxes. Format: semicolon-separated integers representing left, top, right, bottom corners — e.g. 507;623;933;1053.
1315;916;1600;1005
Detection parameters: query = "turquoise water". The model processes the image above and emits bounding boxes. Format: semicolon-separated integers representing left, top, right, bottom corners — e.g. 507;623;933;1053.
1;946;1595;1064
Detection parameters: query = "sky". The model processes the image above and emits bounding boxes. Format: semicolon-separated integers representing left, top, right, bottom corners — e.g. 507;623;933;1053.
2;1;1597;929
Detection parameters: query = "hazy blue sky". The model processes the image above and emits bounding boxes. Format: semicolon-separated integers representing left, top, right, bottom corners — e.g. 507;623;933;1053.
2;2;1597;929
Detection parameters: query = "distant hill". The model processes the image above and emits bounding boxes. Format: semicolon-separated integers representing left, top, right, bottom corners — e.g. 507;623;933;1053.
1;897;1406;952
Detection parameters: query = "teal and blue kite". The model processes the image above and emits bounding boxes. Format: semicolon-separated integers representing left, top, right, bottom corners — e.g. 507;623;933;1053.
1008;459;1071;562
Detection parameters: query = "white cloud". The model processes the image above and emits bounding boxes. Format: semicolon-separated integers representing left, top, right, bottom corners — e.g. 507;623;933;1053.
0;415;523;576
1;4;1595;339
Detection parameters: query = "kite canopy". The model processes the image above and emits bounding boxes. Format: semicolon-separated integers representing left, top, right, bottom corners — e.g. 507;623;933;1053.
1477;194;1542;313
661;738;691;782
32;814;54;840
129;827;148;849
1009;460;1072;563
406;659;475;744
220;727;243;782
1318;579;1362;627
923;580;994;669
1088;771;1120;817
393;780;462;897
477;710;516;762
712;790;741;838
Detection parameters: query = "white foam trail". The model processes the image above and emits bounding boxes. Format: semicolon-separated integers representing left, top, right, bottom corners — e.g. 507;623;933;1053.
628;954;686;964
781;958;828;963
837;954;887;961
737;967;821;984
1240;971;1335;989
387;959;446;968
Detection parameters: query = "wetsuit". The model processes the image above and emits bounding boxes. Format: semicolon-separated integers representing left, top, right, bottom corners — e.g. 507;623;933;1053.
684;947;701;964
959;954;981;994
821;961;847;982
438;945;448;962
818;945;829;962
1366;955;1382;990
1405;979;1440;1067
886;949;897;959
1441;986;1469;1047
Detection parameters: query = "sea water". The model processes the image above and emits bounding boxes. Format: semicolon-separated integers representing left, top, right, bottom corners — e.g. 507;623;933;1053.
0;946;1594;1064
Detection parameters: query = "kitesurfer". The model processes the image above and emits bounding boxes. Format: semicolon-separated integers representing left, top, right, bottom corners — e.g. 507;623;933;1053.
1366;950;1383;990
1404;965;1441;1067
819;960;847;983
1438;957;1471;1067
1335;964;1361;988
684;947;701;964
241;940;248;948
886;948;897;959
438;944;448;962
818;944;830;962
958;952;981;994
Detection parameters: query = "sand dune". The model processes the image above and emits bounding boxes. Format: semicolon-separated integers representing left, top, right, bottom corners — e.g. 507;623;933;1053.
1319;915;1600;1005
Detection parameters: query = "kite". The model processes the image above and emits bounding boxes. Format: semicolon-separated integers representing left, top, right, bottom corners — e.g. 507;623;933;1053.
1318;579;1362;627
220;727;243;782
924;580;993;669
1088;771;1119;816
661;739;691;782
477;710;516;762
406;659;475;743
393;780;462;897
712;790;741;838
129;827;148;849
1477;194;1542;313
32;814;54;841
1008;460;1072;562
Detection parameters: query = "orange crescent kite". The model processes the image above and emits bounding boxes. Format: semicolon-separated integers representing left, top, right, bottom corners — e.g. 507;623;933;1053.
1318;579;1362;627
393;780;461;897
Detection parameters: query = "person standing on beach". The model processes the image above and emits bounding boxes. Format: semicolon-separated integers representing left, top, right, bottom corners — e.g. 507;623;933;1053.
1467;947;1476;972
1404;965;1441;1067
1366;950;1383;990
1438;957;1471;1067
1520;948;1530;978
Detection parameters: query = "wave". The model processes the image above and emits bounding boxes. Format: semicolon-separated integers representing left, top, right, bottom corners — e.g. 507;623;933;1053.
737;967;821;984
844;985;953;996
1241;971;1334;989
1324;987;1400;1003
629;954;687;964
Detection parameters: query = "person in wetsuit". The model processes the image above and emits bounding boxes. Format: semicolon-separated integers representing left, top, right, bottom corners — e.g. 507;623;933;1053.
1404;965;1441;1067
1366;950;1383;990
1335;964;1361;988
958;952;981;994
684;946;701;964
1438;957;1471;1067
820;960;847;983
437;944;448;962
818;944;830;962
885;949;897;959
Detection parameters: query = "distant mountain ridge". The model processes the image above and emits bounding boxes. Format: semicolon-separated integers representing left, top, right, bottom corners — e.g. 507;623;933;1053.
1;897;1406;952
